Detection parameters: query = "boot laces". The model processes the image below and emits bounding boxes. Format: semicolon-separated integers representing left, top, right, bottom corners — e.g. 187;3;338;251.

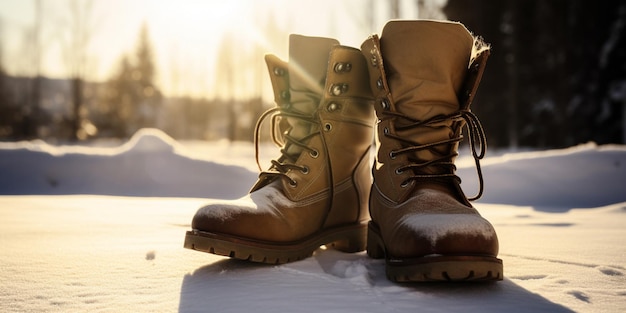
383;109;486;200
254;103;322;186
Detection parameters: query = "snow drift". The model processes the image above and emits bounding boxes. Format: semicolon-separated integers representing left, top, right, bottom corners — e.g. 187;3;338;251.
1;129;625;312
0;129;257;198
2;129;625;211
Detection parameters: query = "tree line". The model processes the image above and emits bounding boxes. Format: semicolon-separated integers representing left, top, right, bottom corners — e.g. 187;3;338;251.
0;6;284;143
1;1;624;147
0;22;165;141
445;0;626;148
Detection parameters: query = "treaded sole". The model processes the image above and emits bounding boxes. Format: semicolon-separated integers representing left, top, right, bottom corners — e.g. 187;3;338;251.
385;256;503;282
367;221;503;282
184;223;368;264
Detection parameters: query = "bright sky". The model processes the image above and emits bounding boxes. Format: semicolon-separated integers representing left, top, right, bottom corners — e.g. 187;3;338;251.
0;0;422;98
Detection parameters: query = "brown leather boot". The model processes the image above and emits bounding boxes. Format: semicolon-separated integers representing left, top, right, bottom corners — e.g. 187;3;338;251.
184;35;375;264
361;20;503;282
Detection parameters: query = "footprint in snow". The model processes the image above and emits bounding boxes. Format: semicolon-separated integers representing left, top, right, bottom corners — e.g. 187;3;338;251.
509;274;547;280
597;266;623;276
567;290;591;303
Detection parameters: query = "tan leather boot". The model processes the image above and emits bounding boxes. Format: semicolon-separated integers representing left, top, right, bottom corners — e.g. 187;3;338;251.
361;20;503;282
184;35;375;264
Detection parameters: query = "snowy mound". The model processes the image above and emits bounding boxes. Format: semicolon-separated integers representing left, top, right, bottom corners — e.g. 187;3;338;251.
458;143;626;211
0;128;257;198
1;131;625;210
1;137;625;312
120;128;182;154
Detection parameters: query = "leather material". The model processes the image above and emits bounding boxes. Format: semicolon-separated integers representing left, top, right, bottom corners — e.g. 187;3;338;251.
361;20;499;259
286;35;339;156
369;185;498;258
191;37;375;244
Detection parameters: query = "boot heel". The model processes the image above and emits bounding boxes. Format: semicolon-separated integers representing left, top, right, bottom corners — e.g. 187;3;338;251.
366;223;386;259
329;224;367;253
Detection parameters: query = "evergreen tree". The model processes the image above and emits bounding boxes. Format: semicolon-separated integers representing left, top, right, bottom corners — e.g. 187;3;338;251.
132;23;161;132
135;23;157;101
444;0;626;147
98;24;161;138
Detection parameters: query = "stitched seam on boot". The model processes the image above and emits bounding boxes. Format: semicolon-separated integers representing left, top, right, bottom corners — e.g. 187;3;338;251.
372;182;401;207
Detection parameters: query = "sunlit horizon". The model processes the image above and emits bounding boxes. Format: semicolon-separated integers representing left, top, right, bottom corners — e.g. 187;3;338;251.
0;0;422;99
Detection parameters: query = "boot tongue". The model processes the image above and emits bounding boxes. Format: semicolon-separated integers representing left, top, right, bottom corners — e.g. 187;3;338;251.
380;21;473;170
285;34;338;156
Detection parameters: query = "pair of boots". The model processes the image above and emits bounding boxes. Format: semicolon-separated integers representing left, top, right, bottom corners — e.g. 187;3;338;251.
184;20;502;282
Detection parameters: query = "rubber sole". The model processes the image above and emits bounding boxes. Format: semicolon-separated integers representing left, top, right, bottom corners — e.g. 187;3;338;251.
367;222;503;282
184;223;368;264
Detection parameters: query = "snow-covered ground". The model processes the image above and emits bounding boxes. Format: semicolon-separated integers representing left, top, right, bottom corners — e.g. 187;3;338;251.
1;128;625;312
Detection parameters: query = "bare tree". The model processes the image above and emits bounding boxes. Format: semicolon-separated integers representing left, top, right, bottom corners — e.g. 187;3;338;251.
31;0;42;138
390;0;401;19
0;18;16;138
64;0;94;140
8;0;44;139
214;31;238;141
416;0;447;20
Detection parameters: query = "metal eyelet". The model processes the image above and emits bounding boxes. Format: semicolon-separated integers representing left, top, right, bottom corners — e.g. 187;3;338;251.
280;90;290;100
400;180;410;188
389;150;396;160
326;102;340;112
289;179;298;188
334;62;352;73
472;62;480;72
324;123;332;132
381;99;390;110
300;166;309;174
376;77;383;90
330;84;348;96
383;127;390;135
309;150;319;158
273;67;286;76
395;168;403;175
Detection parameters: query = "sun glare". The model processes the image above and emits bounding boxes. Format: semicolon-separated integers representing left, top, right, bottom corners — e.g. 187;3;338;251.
0;0;415;99
144;0;254;97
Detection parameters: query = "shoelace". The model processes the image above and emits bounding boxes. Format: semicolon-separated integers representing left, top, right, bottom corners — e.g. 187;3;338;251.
253;105;322;187
382;109;486;201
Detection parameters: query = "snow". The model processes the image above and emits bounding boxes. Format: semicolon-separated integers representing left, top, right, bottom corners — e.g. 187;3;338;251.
400;213;496;246
1;128;625;312
459;142;626;210
194;182;295;221
0;129;257;198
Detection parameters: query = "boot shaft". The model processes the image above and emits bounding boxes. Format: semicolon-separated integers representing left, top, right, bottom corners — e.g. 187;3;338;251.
257;36;375;209
362;20;489;204
187;36;375;258
377;21;473;121
285;35;339;155
288;34;339;112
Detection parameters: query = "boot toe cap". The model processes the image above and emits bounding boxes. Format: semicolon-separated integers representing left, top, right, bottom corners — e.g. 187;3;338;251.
190;195;281;238
189;188;314;243
190;202;239;232
386;213;499;258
